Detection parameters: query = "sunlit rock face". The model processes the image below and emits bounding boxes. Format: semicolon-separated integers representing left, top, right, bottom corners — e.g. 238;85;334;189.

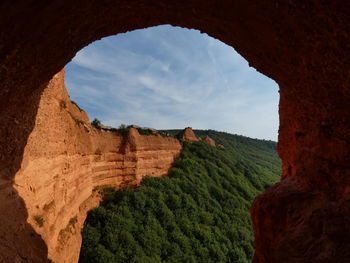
182;128;218;146
0;1;349;263
203;135;216;146
13;70;181;263
182;127;200;142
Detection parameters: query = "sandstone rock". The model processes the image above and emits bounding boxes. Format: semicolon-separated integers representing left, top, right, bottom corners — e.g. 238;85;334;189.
251;177;350;263
182;127;199;142
203;135;216;146
13;70;182;263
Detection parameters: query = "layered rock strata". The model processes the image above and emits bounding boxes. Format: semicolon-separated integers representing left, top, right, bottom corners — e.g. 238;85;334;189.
13;70;182;263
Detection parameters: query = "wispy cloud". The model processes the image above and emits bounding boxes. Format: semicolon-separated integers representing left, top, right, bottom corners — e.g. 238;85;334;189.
65;25;279;140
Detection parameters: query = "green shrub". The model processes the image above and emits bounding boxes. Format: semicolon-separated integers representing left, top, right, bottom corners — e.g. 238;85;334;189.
91;118;102;129
137;128;153;136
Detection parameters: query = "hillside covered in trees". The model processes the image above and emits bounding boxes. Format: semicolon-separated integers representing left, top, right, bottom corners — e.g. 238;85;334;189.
79;130;281;263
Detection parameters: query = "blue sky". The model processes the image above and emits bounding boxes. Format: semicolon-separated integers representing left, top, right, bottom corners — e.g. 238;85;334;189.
65;25;279;141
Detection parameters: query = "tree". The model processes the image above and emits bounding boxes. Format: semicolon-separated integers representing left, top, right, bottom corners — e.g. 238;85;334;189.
91;118;102;129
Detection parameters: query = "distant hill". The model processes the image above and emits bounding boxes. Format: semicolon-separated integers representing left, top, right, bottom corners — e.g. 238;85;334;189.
79;130;281;263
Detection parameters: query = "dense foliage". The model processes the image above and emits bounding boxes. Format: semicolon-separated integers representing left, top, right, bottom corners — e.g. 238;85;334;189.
100;124;166;137
91;118;102;129
79;130;281;263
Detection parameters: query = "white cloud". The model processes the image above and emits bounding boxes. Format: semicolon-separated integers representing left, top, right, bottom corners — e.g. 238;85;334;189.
65;25;279;140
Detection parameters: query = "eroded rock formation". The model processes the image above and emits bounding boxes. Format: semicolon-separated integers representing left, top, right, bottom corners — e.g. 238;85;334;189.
0;1;349;263
182;127;200;142
203;135;216;146
13;70;181;263
182;129;218;147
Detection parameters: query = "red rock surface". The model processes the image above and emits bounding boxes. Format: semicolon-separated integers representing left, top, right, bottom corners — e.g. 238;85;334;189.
182;127;200;142
12;70;181;263
182;131;217;147
0;1;349;263
203;135;216;146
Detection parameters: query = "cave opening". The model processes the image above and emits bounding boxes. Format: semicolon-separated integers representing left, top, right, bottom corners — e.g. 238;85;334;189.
59;25;281;263
1;2;348;263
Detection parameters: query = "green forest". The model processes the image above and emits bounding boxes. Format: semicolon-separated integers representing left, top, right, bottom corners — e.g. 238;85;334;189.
79;130;281;263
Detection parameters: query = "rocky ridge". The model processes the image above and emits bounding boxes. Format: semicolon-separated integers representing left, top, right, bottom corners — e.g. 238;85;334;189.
182;127;218;147
13;70;182;263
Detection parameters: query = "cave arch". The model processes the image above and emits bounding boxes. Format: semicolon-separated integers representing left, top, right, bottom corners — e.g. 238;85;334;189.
0;1;349;263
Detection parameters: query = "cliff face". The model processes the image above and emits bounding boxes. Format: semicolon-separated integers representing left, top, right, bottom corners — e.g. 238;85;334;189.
13;70;182;263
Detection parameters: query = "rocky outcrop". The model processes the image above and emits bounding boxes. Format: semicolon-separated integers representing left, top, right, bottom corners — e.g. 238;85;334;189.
13;70;182;263
182;129;217;147
182;127;200;142
203;135;216;146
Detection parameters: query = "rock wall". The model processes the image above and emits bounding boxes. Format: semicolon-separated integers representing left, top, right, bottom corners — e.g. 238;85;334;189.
13;70;181;263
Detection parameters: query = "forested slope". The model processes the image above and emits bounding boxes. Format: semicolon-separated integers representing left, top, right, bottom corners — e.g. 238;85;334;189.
79;130;281;263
